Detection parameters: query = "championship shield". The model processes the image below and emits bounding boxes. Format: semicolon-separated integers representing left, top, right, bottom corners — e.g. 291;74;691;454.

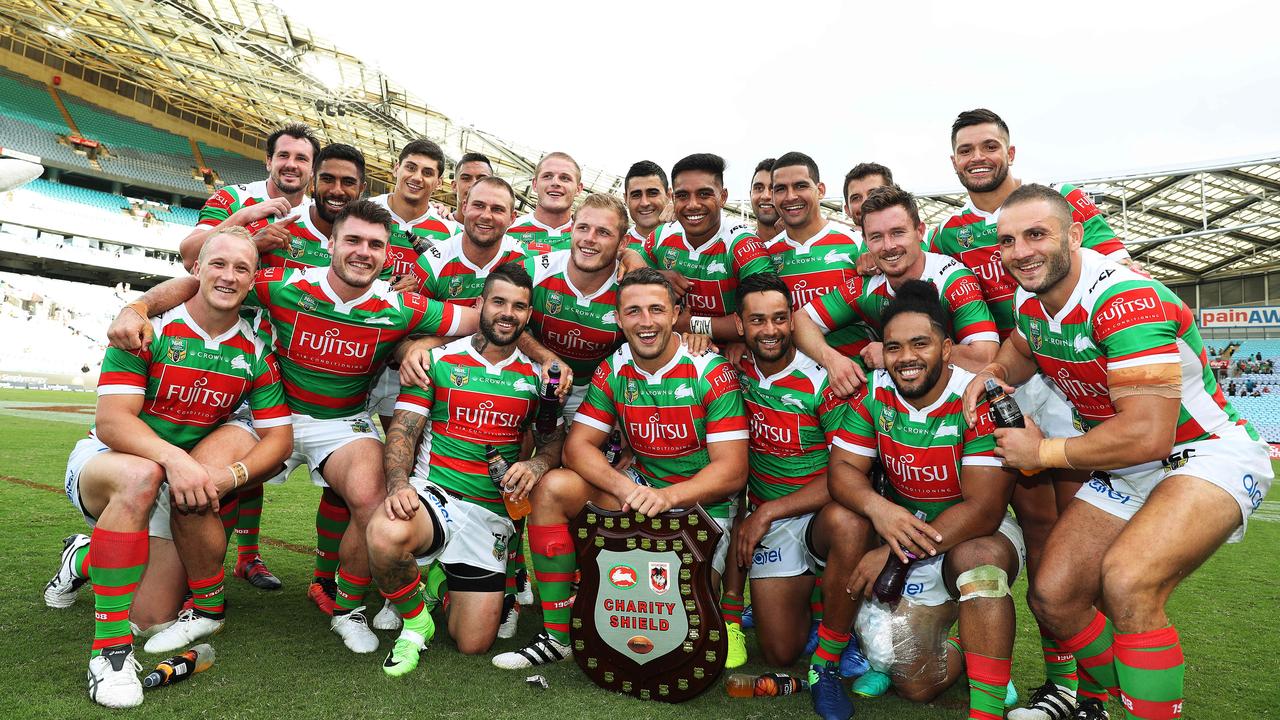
569;503;725;702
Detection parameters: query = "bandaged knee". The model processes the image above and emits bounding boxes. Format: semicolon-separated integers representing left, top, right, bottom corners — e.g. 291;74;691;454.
956;565;1010;602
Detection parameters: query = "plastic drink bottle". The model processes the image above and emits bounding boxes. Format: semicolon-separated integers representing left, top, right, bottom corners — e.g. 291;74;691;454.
142;644;215;689
535;363;562;436
486;445;531;520
726;672;807;697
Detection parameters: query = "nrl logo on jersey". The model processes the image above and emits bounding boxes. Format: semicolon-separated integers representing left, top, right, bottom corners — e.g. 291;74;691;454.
287;235;305;258
1029;322;1043;351
546;290;563;316
624;379;640;404
957;226;974;249
662;249;679;269
450;364;469;387
448;276;465;297
877;404;895;433
768;253;785;273
166;339;187;363
299;294;318;312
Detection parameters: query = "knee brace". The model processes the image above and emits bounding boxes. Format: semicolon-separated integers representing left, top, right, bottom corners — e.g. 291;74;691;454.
956;565;1010;602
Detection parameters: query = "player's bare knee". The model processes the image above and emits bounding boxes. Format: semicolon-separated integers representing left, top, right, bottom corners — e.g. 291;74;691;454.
115;460;164;512
945;536;1008;577
759;636;803;667
1100;551;1163;611
533;468;584;509
895;677;945;704
456;634;496;655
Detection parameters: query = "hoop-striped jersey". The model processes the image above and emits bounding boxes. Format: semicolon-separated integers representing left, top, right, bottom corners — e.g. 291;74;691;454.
640;214;774;317
261;206;332;270
764;221;868;357
739;351;845;506
510;213;572;254
410;233;528;307
96;304;290;450
575;344;748;517
626;226;649;255
1013;249;1259;473
248;266;461;419
928;182;1128;339
525;250;624;387
833;367;1000;521
396;337;549;515
369;193;460;281
198;180;318;268
804;251;998;349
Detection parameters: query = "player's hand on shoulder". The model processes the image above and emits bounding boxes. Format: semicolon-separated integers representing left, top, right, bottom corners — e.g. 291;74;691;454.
390;274;419;293
108;306;152;351
859;342;885;370
398;339;437;389
856;252;881;276
821;347;866;398
681;332;717;357
385;485;420;521
239;197;292;224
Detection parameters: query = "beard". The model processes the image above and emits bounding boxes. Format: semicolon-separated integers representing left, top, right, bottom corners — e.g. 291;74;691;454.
1016;239;1073;294
479;312;520;346
893;360;944;400
958;163;1009;194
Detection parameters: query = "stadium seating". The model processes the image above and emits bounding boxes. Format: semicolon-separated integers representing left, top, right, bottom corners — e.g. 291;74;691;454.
0;271;138;379
199;142;263;186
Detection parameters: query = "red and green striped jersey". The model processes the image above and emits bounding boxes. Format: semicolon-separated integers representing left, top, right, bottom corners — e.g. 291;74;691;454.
395;337;549;515
738;351;846;506
804;251;998;348
525;250;624;387
928;182;1128;339
261;204;333;270
764;221;868;357
1013;250;1258;471
97;304;290;450
576;344;749;517
410;232;528;307
198;180;271;230
832;367;1000;521
640;214;774;316
369;193;460;281
510;212;572;254
249;266;461;419
626;226;649;255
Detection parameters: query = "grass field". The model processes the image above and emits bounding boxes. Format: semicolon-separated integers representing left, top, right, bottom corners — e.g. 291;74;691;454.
2;387;1276;719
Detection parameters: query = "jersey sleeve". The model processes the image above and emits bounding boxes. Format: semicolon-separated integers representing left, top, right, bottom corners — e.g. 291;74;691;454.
804;276;869;334
403;292;461;337
1092;282;1182;373
247;352;291;428
926;225;943;254
639;229;662;269
941;269;999;344
815;376;847;445
1060;183;1128;261
960;402;1001;467
249;267;283;310
394;354;438;416
574;360;619;433
410;246;445;298
730;233;774;279
197;187;239;228
97;330;158;396
701;357;748;443
831;387;877;457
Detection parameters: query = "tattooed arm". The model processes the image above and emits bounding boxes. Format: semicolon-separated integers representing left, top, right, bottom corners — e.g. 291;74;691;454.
382;409;428;520
502;421;566;503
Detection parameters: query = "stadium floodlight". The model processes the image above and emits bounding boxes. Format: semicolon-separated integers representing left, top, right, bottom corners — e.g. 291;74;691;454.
297;51;347;93
44;24;74;39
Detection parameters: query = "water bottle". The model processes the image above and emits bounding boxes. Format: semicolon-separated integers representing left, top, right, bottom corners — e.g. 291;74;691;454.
602;429;622;466
535;363;562;436
725;672;807;698
486;445;531;520
142;643;215;689
984;378;1025;428
872;510;928;604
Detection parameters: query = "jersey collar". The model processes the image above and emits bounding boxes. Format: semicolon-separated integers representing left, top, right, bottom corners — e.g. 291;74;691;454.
630;339;688;384
463;339;524;375
777;220;839;253
516;213;571;234
174;302;242;349
316;268;376;314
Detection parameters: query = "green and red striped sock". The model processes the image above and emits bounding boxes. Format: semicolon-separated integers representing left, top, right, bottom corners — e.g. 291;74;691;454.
88;527;147;656
1114;626;1184;719
809;622;850;667
965;652;1012;720
219;492;240;543
314;494;349;582
1038;618;1079;694
189;570;226;619
1060;609;1120;702
381;570;431;636
721;593;744;625
528;524;575;644
234;484;263;562
334;567;370;615
810;573;824;622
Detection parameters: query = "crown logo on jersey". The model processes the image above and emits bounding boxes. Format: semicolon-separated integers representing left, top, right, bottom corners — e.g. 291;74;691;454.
957;226;973;248
877;404;895;434
624;379;640;405
547;291;563;316
663;249;678;270
448;276;464;297
450;364;469;387
1029;322;1043;352
299;294;318;311
167;339;187;363
288;235;305;258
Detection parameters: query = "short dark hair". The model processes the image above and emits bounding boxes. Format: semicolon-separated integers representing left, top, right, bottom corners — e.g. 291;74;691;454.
753;158;776;177
468;175;516;206
398;139;446;174
1002;183;1075;230
736;272;790;315
858;185;921;229
881;279;951;342
483;261;533;296
771;152;820;184
951;108;1010;147
314;143;366;181
266;123;321;161
332;198;392;236
625;160;668;192
457;152;492;173
843;162;894;198
617;267;678;309
671;153;726;187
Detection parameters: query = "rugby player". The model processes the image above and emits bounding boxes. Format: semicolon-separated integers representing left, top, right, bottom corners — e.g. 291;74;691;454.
792;185;999;396
963;185;1274;720
750;157;782;243
178;123;321;271
104;201;478;654
373;139;460;293
490;267;749;670
831;280;1023;720
842;162;894;227
46;229;292;708
623;160;671;252
368;262;563;675
450;152;493;223
510;151;583;254
931;109;1132;715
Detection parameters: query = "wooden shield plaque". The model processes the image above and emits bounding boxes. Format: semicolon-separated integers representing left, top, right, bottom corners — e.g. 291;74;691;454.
569;502;726;702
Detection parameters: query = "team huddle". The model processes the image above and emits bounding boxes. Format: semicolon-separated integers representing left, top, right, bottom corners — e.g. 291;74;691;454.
44;109;1272;720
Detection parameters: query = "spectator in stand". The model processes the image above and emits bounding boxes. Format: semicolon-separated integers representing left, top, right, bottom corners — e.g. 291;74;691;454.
1245;378;1258;395
1227;381;1238;397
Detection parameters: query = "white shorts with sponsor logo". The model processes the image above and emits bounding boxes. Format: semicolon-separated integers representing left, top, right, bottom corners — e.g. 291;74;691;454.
747;513;817;580
65;436;173;540
231;410;381;486
899;513;1025;607
622;467;733;576
367;367;401;419
1015;374;1082;439
417;485;516;576
1075;436;1273;543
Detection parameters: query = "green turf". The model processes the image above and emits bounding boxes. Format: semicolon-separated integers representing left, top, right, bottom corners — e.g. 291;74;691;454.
1;387;1276;718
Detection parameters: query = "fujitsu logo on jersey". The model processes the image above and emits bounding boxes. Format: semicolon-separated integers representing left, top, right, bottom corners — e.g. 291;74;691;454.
454;399;525;429
1052;367;1108;399
881;451;951;486
444;389;532;444
163;375;241;410
1095;289;1163;338
684;286;723;313
148;365;249;426
386;247;417;278
788;278;831;307
289;314;381;376
748;407;801;454
544;323;615;359
629;412;690;442
623;406;700;457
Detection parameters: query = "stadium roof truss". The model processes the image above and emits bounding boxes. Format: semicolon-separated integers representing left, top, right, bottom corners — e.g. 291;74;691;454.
0;0;623;206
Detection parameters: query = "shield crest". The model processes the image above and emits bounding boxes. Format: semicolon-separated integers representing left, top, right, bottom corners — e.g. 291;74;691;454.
957;226;973;248
448;276;464;297
624;380;640;405
1029;322;1043;352
450;364;469;387
663;249;678;270
547;291;563;316
299;294;317;311
287;235;305;258
570;504;725;703
877;404;895;434
166;339;186;363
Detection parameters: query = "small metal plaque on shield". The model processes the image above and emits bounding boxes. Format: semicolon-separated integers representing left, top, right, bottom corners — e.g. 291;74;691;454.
570;503;725;702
